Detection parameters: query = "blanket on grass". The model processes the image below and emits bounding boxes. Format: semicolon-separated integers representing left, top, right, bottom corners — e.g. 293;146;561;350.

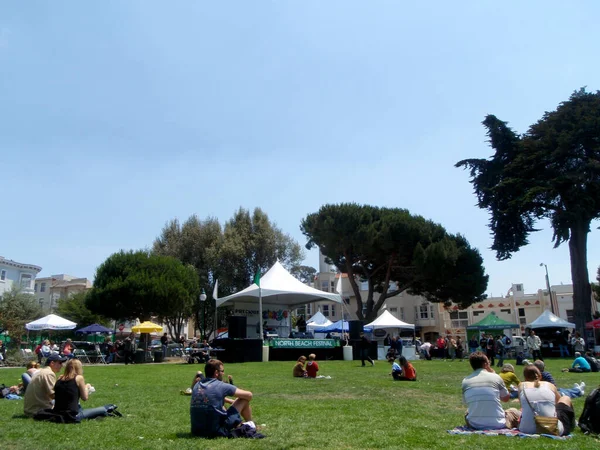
448;426;572;440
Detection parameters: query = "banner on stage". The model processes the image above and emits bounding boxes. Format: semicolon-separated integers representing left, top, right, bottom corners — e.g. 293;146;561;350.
270;339;338;349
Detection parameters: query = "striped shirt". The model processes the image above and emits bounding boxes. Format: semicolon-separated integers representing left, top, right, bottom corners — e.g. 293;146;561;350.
462;369;509;429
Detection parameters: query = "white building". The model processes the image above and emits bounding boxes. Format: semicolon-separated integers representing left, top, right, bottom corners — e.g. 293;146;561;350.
34;274;93;312
0;256;42;297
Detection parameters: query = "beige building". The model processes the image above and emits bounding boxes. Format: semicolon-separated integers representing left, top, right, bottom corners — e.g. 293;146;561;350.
34;274;92;312
308;252;598;341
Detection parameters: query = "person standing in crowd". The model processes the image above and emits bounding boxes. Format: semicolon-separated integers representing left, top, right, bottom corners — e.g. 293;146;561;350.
360;333;375;367
160;333;169;357
297;315;307;333
190;359;256;438
456;337;464;360
23;354;68;417
495;335;505;368
462;352;521;430
468;335;479;354
571;331;585;354
558;330;570;358
486;334;496;367
447;336;457;361
436;336;446;359
123;335;135;365
527;330;542;361
394;335;403;358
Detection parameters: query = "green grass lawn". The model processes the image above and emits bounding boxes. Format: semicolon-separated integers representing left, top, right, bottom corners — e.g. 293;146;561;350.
0;357;598;449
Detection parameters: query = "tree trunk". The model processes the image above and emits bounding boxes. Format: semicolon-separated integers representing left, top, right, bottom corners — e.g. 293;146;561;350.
568;222;593;336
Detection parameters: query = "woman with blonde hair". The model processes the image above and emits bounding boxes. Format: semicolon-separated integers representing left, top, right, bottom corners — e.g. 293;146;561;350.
518;365;575;436
293;356;307;377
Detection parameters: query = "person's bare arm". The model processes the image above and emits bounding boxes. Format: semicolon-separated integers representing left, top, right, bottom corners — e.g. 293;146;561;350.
234;388;252;401
76;375;89;402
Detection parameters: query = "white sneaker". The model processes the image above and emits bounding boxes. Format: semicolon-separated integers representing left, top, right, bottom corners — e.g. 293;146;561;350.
579;382;586;391
574;383;581;390
245;421;256;430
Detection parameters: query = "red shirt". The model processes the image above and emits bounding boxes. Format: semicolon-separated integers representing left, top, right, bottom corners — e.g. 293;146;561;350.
306;361;319;378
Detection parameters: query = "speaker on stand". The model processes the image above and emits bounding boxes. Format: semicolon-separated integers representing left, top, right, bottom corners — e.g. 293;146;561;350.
228;316;247;339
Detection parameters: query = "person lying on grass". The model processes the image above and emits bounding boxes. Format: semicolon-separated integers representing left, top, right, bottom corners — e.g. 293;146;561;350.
190;359;256;438
293;356;308;378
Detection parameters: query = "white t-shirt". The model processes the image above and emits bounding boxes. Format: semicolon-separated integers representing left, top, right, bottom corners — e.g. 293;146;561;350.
462;369;509;429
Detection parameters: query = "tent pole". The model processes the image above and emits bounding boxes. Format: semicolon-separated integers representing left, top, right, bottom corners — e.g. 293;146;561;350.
258;285;263;342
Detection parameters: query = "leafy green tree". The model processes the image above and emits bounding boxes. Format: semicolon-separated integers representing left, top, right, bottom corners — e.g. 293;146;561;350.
86;250;199;340
153;207;304;338
592;266;600;305
55;291;111;329
301;203;488;322
289;265;317;284
0;286;43;348
456;88;600;334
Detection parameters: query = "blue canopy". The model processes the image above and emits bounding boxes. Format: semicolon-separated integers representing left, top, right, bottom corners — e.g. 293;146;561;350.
75;323;113;334
317;319;372;333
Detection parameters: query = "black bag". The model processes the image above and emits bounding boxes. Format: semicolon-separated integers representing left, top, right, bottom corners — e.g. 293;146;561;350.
579;386;600;435
229;423;266;439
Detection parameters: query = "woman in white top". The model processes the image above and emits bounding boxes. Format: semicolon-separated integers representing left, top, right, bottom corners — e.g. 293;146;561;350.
518;365;575;435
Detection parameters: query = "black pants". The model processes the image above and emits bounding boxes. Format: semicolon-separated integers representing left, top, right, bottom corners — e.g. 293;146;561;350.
361;349;373;366
532;349;543;361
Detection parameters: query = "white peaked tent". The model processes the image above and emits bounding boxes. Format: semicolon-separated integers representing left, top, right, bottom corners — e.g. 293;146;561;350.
216;261;343;308
26;314;77;331
306;311;333;330
364;310;415;330
527;309;575;329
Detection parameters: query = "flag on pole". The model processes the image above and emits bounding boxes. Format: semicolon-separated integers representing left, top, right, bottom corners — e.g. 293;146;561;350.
253;272;261;287
212;279;219;299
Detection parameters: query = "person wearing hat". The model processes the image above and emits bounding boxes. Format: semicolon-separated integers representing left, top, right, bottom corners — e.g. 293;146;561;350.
23;354;67;417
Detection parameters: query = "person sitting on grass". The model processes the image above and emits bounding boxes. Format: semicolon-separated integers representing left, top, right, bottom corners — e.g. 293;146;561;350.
518;365;576;436
498;363;520;398
462;351;520;430
21;361;41;393
533;360;585;398
306;353;319;378
388;356;402;380
24;354;67;417
190;359;256;438
293;356;307;378
561;352;591;373
395;356;417;381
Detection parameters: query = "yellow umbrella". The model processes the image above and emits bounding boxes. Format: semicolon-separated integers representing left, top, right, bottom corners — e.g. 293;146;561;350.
132;321;163;333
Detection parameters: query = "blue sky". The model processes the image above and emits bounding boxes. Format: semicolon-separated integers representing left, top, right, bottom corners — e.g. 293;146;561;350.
1;1;599;298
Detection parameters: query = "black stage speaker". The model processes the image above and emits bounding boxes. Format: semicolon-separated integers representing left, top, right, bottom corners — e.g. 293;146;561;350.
228;316;247;339
349;320;363;340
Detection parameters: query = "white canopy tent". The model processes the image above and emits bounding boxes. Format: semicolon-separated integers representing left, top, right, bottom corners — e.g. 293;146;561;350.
364;310;415;331
25;314;77;331
527;310;575;329
216;261;342;308
216;261;342;338
306;311;333;330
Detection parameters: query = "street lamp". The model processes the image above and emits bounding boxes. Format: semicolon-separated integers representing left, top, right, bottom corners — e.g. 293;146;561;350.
199;289;207;340
540;263;555;314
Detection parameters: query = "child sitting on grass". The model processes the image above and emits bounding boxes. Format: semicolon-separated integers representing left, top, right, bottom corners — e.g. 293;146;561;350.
293;356;308;377
388;357;402;380
306;354;319;378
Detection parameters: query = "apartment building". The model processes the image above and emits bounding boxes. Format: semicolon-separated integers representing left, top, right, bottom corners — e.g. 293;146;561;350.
0;256;42;297
34;274;93;312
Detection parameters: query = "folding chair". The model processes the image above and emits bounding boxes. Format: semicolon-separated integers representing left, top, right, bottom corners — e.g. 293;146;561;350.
88;350;108;364
73;349;91;364
21;349;35;363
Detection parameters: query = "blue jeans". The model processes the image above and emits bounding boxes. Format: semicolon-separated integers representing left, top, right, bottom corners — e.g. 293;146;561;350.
559;344;570;358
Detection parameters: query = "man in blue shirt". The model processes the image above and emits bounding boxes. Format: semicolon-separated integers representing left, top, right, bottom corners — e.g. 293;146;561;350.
562;352;591;373
190;359;255;438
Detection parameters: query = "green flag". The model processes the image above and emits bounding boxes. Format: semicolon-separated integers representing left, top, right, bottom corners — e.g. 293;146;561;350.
253;272;261;287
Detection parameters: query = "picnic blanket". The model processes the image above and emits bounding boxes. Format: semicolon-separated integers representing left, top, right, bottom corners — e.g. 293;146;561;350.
448;426;572;440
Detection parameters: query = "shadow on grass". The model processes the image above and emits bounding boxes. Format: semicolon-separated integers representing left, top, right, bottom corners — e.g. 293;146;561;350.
12;413;30;419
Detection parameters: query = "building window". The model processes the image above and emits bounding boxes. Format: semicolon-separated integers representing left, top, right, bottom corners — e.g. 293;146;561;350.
321;281;329;292
0;270;6;281
306;304;312;316
40;282;46;292
399;307;405;321
518;308;525;317
500;308;511;314
330;281;335;292
473;311;484;316
330;305;335;317
519;317;527;326
419;304;429;319
343;297;350;304
515;284;523;292
39;298;44;307
34;283;38;292
450;311;469;328
20;274;32;289
389;307;398;317
323;305;329;317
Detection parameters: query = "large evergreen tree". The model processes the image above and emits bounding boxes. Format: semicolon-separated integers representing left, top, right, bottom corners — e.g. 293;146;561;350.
456;88;600;335
301;203;488;322
86;250;199;339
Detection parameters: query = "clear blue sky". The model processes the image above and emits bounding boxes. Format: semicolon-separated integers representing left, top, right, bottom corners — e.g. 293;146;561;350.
1;1;599;298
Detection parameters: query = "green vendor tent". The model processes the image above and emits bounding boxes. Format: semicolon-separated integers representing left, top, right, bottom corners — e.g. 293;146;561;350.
466;312;519;341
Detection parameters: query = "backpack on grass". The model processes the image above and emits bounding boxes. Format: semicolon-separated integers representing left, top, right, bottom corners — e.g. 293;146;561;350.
579;386;600;435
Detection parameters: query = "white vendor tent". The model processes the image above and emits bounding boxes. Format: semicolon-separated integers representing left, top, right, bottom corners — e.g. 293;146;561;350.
216;261;343;308
364;310;415;331
306;311;333;330
25;314;77;331
527;310;575;329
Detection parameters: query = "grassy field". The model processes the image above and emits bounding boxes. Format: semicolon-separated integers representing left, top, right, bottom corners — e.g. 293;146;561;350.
0;356;598;449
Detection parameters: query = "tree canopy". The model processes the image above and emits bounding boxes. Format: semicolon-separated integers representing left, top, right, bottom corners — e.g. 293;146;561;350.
55;291;111;329
152;207;304;337
86;250;199;339
456;88;600;334
0;287;43;347
301;203;488;322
